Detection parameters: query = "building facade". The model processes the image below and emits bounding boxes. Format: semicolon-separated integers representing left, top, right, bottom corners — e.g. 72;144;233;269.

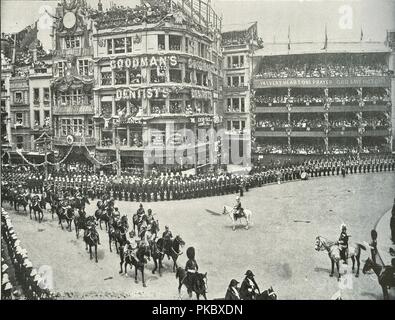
91;0;223;175
221;22;262;166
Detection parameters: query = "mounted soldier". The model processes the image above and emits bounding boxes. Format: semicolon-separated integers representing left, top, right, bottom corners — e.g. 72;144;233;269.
161;225;173;254
184;246;199;288
338;224;349;264
234;196;244;218
240;270;260;300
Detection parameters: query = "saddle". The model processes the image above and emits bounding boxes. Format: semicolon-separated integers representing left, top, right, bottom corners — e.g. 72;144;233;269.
234;209;245;220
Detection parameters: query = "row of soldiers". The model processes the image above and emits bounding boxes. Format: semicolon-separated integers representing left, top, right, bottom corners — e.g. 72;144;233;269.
1;208;54;300
1;155;394;202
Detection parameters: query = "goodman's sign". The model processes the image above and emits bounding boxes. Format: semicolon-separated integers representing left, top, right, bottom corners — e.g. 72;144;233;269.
253;76;390;88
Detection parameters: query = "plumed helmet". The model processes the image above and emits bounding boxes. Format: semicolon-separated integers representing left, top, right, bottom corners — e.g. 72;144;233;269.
230;279;239;287
341;224;347;231
186;246;195;260
245;270;255;277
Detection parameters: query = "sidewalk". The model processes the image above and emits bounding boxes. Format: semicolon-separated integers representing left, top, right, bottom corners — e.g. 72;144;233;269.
375;209;394;266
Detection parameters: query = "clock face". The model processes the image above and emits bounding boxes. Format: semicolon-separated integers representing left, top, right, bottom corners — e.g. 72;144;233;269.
63;11;76;29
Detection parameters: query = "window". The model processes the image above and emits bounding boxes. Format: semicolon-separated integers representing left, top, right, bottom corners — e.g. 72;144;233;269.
44;111;50;127
114;38;125;54
43;88;50;104
227;57;231;68
185;37;189;53
158;35;165;51
169;35;181;51
227;77;231;87
16;136;23;149
240;98;245;112
65;36;80;49
150;67;166;83
56;61;65;77
150;100;167;115
60;89;83;105
72;119;84;136
115;70;127;85
126;37;132;53
232;121;240;130
129;68;142;84
33;88;40;104
34;110;40;126
185;69;192;83
88;119;94;137
78;59;89;76
14;92;23;104
107;39;113;54
101;101;112;118
101;71;112;86
61;119;71;136
169;68;182;83
15;112;23;126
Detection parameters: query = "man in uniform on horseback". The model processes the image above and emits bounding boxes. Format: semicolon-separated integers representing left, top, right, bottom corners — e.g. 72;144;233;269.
338;224;349;264
240;270;260;300
234;196;244;218
184;247;199;287
161;225;173;256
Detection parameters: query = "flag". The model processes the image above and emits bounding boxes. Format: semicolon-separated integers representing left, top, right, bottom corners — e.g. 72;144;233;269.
287;25;291;50
322;24;328;50
17;21;38;50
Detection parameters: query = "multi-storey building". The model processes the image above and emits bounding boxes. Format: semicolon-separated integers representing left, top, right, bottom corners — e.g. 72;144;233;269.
251;41;393;163
91;0;223;174
387;30;395;152
51;0;96;163
221;22;262;165
1;44;13;163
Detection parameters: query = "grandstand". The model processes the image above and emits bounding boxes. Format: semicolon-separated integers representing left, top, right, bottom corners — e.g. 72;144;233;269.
251;41;394;164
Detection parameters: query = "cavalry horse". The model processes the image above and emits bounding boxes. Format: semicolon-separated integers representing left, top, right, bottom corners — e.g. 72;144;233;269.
83;224;100;263
157;235;185;272
29;196;44;223
363;257;395;300
56;204;75;232
223;205;253;231
176;268;208;300
149;239;165;276
74;213;92;239
108;218;128;254
95;201;111;231
120;244;151;287
315;236;366;280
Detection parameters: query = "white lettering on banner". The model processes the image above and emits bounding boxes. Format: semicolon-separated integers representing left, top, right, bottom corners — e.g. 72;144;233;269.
191;89;212;100
116;87;171;100
110;55;178;70
188;58;215;73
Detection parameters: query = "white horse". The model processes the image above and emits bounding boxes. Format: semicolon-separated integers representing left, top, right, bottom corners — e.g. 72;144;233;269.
223;205;252;231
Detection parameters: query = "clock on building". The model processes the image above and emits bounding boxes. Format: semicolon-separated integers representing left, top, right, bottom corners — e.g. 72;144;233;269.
63;11;77;29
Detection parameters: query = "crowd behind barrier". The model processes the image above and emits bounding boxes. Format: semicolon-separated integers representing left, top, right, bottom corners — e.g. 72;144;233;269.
1;208;54;300
253;94;390;106
255;63;391;79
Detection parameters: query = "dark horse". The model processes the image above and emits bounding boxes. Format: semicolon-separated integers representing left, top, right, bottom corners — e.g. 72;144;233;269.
108;221;127;254
74;213;91;239
149;239;164;276
83;224;100;263
29;197;44;223
157;235;185;272
362;258;395;300
256;287;278;300
15;194;28;212
57;206;75;231
95;208;110;231
120;244;151;287
176;268;207;300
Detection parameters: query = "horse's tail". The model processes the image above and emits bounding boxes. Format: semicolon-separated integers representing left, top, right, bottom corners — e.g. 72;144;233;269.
355;243;367;251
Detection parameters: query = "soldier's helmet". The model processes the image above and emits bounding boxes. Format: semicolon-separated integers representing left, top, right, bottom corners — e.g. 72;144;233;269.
186;246;195;260
341;223;347;231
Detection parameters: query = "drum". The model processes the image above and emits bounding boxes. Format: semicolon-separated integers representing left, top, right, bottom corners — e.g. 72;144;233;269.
301;172;308;180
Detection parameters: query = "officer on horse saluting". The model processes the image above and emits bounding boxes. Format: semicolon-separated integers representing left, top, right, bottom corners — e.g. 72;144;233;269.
338;224;349;264
240;270;260;300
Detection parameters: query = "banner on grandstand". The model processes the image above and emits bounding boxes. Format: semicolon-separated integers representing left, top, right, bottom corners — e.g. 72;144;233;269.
253;77;391;88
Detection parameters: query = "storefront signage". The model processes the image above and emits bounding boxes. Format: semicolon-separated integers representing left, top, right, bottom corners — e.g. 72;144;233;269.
197;116;213;127
116;87;171;100
253;76;390;89
187;58;215;73
110;55;178;70
191;89;212;100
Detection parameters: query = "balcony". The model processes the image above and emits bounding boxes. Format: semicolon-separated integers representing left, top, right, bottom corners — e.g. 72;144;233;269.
53;105;94;115
53;47;93;58
224;85;249;92
54;136;96;146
